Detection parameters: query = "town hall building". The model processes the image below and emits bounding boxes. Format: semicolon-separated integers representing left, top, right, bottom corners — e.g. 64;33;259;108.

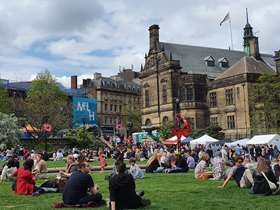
140;17;280;139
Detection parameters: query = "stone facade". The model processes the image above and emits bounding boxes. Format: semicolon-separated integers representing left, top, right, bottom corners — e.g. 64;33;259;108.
140;22;277;139
140;25;208;129
80;70;141;135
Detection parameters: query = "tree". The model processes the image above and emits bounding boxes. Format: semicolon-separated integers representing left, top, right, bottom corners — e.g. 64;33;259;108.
188;126;225;140
66;127;103;149
160;121;174;140
124;109;142;133
24;70;71;136
250;73;280;134
0;112;19;148
0;81;11;114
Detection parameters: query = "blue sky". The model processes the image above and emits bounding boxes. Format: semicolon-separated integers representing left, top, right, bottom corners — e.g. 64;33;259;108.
0;0;279;87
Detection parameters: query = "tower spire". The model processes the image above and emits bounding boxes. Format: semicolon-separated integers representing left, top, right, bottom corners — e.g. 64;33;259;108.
246;8;249;24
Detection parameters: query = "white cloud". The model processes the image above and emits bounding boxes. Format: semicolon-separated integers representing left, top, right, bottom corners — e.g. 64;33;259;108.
0;0;279;83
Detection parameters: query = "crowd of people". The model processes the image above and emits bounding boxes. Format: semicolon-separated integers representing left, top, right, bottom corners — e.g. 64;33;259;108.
1;141;280;209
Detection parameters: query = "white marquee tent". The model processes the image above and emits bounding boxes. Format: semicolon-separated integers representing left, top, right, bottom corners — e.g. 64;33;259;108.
190;134;219;145
226;138;250;147
246;134;280;148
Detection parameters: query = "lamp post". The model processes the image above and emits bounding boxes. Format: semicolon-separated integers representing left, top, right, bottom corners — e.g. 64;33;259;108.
41;116;51;153
127;121;133;143
174;97;181;128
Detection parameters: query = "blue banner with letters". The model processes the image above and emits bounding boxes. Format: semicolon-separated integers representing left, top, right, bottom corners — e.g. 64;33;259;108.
72;97;97;128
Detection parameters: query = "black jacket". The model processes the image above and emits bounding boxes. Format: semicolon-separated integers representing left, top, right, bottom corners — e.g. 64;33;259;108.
252;169;278;195
109;173;142;210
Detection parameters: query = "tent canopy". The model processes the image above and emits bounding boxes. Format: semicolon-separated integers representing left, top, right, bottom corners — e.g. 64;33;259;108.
247;134;280;148
190;134;219;145
226;138;250;147
161;135;190;145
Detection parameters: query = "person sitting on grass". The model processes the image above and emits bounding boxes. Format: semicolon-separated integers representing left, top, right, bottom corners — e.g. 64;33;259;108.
251;157;278;195
145;150;160;173
109;161;150;210
210;151;225;180
59;155;78;179
1;158;19;182
129;158;144;179
273;154;280;181
164;153;189;173
13;159;45;195
218;156;253;189
185;151;195;169
63;162;102;206
195;152;212;180
33;153;48;179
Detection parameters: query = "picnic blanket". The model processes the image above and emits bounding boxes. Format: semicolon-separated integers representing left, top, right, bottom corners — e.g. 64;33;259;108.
52;201;105;208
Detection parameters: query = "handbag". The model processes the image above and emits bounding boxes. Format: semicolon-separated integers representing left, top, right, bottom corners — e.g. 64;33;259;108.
261;172;277;191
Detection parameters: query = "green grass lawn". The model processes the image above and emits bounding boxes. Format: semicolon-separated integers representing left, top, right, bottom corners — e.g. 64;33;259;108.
0;159;147;169
0;172;280;210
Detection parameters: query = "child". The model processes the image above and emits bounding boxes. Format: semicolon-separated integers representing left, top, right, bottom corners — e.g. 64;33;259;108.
98;150;107;172
129;158;144;179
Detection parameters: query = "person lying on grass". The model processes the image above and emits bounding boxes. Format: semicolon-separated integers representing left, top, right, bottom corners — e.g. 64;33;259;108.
218;156;253;189
62;162;102;205
109;161;150;210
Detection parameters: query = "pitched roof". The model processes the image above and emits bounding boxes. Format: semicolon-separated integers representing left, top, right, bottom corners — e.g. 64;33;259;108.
215;56;275;80
160;42;275;78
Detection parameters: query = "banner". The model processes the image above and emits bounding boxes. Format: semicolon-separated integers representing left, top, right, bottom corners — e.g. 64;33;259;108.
72;97;97;128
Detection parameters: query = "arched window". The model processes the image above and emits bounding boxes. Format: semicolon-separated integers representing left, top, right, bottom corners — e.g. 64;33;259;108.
162;116;169;125
145;119;152;126
145;89;150;107
162;83;167;104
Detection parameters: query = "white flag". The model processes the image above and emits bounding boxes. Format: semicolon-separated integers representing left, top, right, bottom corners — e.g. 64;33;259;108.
220;12;230;26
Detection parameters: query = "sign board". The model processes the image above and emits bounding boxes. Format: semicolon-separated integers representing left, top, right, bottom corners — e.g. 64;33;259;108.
72;97;97;128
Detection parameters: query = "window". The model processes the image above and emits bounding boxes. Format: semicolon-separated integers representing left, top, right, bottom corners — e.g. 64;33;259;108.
218;57;229;68
145;119;151;126
225;88;234;105
119;105;122;113
110;104;113;112
186;86;193;101
195;87;205;102
204;56;215;67
145;89;150;107
162;84;167;104
162;116;169;125
114;105;117;112
209;92;217;107
104;104;108;112
227;115;235;129
210;117;218;126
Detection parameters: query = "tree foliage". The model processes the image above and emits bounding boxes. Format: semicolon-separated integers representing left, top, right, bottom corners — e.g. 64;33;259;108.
24;70;71;134
0;112;19;148
124;109;142;133
250;73;280;134
188;126;225;140
0;81;11;114
160;121;174;140
66;127;103;149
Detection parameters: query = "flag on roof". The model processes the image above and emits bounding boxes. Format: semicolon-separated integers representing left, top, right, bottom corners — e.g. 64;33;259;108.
220;12;230;26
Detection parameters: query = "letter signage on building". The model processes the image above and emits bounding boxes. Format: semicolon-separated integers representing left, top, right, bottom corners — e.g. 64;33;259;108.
72;97;97;128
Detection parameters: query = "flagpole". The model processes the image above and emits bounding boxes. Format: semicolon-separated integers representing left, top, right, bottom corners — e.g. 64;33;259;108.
229;18;234;50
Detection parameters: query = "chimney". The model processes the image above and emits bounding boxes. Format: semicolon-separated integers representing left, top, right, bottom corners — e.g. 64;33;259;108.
275;50;280;76
149;24;160;53
71;75;77;89
94;72;102;79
